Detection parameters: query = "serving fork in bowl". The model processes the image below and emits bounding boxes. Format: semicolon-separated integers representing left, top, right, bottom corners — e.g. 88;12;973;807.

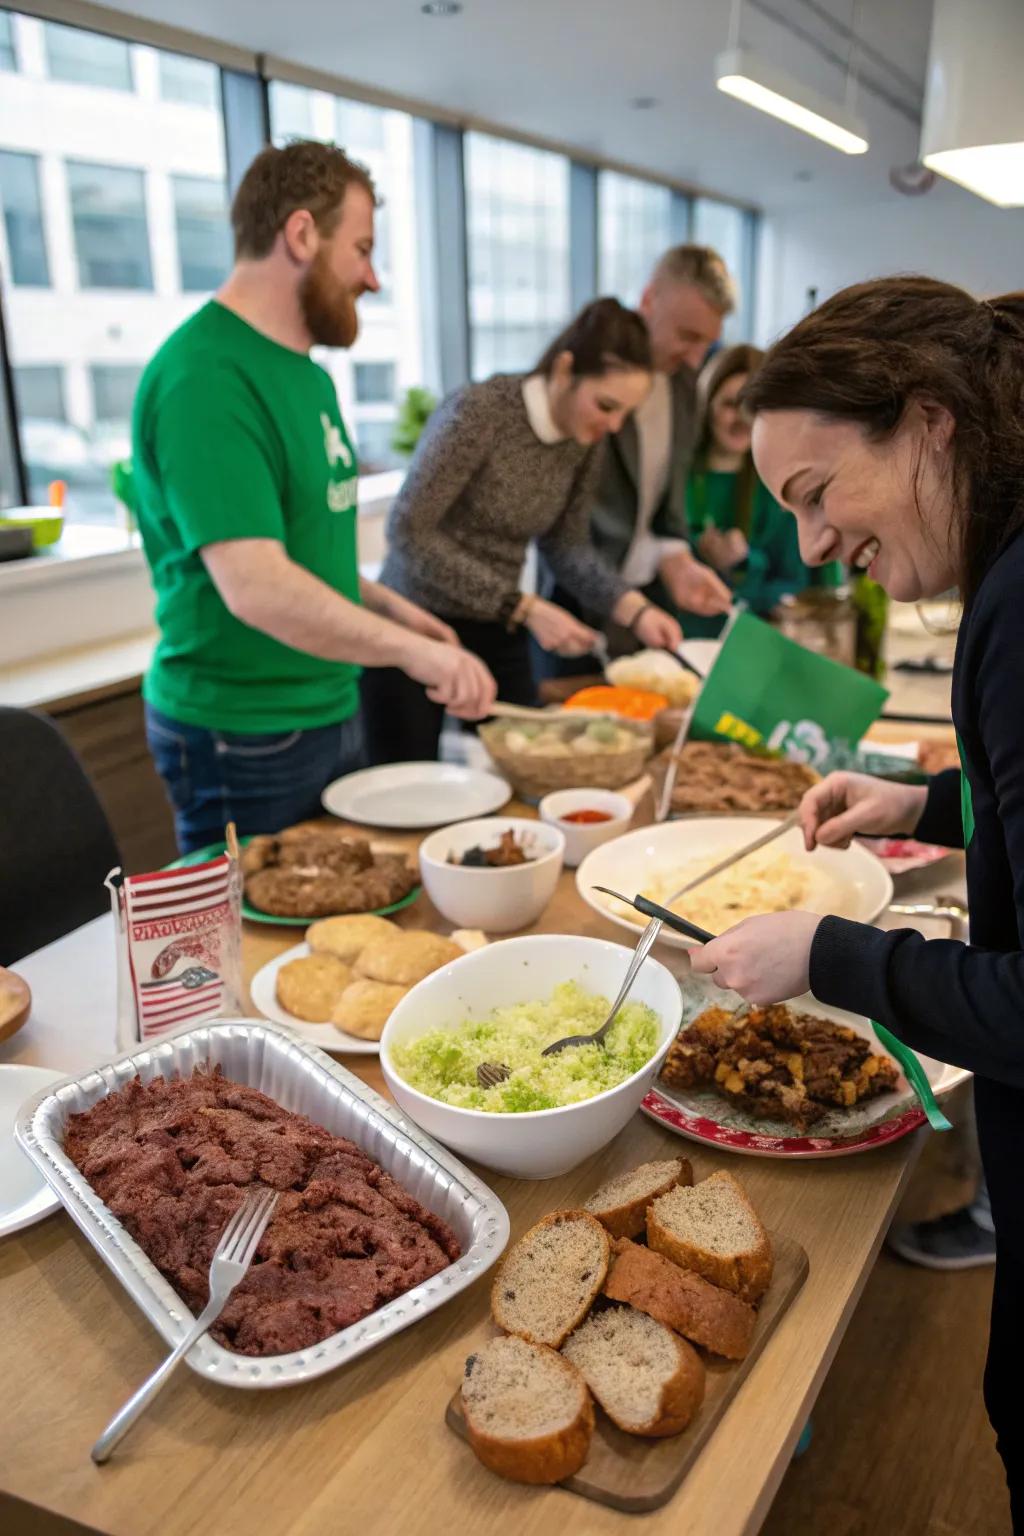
91;1186;279;1463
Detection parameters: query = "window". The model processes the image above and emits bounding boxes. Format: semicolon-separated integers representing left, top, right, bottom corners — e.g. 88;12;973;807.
0;13;16;71
91;364;143;423
353;418;400;473
159;53;220;108
14;365;65;422
598;171;675;307
268;82;426;470
0;151;49;286
0;13;229;525
43;22;132;91
693;197;754;343
172;175;231;291
465;132;570;379
67;161;152;289
354;362;396;404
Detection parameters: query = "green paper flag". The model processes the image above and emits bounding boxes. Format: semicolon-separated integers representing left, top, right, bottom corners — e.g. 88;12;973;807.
691;611;889;772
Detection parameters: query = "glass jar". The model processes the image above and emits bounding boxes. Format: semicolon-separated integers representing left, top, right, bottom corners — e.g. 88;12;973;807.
772;586;857;667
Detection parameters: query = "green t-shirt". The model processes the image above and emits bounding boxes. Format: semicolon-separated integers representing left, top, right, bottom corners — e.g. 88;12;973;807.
681;467;843;638
133;301;361;733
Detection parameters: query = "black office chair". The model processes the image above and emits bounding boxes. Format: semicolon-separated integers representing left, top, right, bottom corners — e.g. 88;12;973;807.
0;706;121;966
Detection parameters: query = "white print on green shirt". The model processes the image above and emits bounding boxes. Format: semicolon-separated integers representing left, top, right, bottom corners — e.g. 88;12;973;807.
327;478;358;512
321;411;353;469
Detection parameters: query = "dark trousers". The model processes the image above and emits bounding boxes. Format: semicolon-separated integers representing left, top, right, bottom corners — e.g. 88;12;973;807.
975;1076;1024;1530
361;617;536;765
145;704;365;854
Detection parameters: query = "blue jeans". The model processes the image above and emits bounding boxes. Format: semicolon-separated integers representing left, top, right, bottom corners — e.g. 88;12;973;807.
145;705;366;855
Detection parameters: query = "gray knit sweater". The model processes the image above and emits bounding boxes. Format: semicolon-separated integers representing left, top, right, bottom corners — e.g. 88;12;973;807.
380;374;628;623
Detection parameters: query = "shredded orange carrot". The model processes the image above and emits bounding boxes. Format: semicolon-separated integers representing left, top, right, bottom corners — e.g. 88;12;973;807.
564;685;669;721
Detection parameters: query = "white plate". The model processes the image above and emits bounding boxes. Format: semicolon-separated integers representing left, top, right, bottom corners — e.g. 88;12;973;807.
250;943;381;1055
0;1064;66;1236
576;816;894;949
322;762;511;829
677;638;721;678
250;932;488;1054
644;970;970;1159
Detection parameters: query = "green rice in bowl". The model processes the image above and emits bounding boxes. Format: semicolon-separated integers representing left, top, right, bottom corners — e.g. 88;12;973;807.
389;981;659;1113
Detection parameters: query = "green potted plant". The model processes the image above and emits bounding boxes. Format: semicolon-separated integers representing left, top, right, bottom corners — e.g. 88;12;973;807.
391;386;437;458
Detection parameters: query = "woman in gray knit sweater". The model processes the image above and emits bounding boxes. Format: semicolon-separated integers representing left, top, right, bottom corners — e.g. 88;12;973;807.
366;298;682;763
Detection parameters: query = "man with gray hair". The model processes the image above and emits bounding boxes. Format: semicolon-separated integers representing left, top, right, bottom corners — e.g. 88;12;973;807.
540;245;736;654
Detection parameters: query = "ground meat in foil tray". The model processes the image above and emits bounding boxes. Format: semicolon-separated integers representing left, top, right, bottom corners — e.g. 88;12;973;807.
64;1068;461;1356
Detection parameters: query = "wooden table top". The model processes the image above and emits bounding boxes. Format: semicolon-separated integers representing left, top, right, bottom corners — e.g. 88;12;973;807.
1;791;956;1536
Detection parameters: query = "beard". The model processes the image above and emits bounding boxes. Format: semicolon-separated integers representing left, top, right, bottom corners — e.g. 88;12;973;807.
299;248;360;348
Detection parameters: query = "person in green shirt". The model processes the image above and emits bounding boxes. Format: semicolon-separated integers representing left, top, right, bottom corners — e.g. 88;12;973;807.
679;344;842;637
133;140;495;853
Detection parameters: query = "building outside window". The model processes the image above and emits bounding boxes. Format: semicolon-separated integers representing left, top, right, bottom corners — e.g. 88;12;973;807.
465;132;570;379
172;174;231;291
0;150;50;285
598;171;675;307
693;196;754;343
0;13;17;71
43;21;133;91
0;12;229;521
67;161;153;290
268;80;426;474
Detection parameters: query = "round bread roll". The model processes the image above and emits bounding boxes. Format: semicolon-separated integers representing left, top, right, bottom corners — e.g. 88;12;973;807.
355;930;463;987
275;953;351;1022
332;979;409;1040
306;913;395;964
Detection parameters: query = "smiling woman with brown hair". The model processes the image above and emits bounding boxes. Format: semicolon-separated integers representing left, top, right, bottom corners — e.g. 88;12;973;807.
688;275;1024;1526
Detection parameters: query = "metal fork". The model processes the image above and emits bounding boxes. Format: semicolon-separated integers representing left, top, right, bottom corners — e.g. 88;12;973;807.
91;1187;279;1464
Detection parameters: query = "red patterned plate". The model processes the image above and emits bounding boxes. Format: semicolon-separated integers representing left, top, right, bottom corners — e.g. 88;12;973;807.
642;1087;926;1159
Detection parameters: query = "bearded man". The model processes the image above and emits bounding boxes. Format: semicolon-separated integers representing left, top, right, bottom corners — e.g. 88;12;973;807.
133;141;495;852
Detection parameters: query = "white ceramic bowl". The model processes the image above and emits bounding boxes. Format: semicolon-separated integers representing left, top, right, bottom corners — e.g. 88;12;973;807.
380;933;682;1179
417;817;564;933
538;788;634;868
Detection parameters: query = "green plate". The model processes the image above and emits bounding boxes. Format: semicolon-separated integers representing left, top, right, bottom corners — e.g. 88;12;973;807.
166;836;422;926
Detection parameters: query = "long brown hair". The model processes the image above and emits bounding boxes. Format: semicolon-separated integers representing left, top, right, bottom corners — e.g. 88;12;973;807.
743;276;1024;605
534;297;652;379
693;343;764;537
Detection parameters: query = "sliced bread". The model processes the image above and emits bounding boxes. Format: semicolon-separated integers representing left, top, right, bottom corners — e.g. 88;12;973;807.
604;1238;756;1359
583;1157;693;1240
462;1335;594;1484
491;1211;611;1348
647;1171;773;1304
561;1304;705;1437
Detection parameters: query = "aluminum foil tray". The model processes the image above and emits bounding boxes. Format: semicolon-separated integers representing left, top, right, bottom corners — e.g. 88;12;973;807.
16;1019;509;1389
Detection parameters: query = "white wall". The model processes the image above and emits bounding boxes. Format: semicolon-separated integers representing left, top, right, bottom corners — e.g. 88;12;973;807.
755;180;1024;345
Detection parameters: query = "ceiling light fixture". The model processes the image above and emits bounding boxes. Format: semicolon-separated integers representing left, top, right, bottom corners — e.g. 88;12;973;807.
421;2;461;14
920;0;1024;206
630;96;659;110
715;47;868;155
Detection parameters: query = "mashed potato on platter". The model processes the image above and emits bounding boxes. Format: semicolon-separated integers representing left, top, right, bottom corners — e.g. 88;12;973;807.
606;849;844;933
390;981;658;1113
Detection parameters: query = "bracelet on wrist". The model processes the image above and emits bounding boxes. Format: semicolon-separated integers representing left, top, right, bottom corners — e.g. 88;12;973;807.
627;599;653;634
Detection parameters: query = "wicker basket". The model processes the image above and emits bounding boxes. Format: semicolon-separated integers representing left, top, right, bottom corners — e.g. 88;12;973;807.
480;718;653;799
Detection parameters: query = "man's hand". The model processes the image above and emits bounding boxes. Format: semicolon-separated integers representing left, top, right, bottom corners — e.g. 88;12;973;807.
404;639;497;720
659;549;732;616
524;597;602;658
698;526;749;573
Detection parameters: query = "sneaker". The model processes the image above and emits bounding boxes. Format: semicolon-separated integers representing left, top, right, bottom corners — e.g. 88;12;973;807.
887;1204;997;1270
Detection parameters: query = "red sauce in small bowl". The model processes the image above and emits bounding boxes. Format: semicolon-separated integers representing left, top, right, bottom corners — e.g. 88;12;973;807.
560;809;613;825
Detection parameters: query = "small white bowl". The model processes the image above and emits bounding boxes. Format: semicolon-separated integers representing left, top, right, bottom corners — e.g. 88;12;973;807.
380;933;682;1179
539;788;634;868
417;817;564;933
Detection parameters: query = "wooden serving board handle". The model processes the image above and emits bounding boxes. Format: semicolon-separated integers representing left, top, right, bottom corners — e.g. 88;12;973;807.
0;966;31;1042
445;1230;809;1513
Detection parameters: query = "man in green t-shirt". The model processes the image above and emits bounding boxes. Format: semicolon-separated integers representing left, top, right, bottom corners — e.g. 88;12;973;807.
134;140;495;852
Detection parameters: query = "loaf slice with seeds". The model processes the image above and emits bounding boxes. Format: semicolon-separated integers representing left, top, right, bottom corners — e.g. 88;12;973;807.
647;1170;773;1304
584;1157;693;1240
562;1304;705;1437
461;1335;594;1484
491;1210;610;1348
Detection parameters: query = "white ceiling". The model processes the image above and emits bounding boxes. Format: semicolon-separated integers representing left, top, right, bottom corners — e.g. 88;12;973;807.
100;0;936;209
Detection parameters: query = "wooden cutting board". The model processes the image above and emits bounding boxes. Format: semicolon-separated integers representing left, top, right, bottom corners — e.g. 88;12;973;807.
446;1230;808;1513
0;967;30;1043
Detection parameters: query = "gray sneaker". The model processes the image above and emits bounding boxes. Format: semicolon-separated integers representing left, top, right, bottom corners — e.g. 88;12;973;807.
887;1204;997;1271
